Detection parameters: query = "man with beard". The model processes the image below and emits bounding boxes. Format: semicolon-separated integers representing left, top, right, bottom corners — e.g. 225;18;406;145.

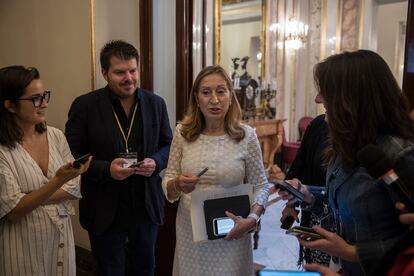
65;40;172;276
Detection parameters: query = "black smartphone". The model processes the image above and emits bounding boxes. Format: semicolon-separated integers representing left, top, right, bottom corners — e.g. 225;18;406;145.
280;209;299;230
280;216;295;230
259;270;321;276
213;217;235;237
73;153;91;169
274;181;305;201
197;167;209;177
129;161;144;168
286;226;323;241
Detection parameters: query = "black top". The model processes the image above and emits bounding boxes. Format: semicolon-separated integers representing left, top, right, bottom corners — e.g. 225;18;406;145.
108;89;147;231
285;114;331;265
286;114;329;187
109;89;144;157
65;85;173;234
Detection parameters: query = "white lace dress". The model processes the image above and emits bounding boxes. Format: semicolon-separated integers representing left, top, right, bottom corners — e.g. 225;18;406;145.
162;124;271;276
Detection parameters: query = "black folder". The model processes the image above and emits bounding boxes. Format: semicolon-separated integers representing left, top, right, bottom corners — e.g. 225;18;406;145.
203;195;250;240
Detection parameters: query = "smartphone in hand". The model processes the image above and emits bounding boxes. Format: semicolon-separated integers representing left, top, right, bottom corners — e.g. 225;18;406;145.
274;180;305;201
286;226;323;241
280;216;296;230
280;209;299;230
213;217;235;237
128;161;144;168
73;153;92;169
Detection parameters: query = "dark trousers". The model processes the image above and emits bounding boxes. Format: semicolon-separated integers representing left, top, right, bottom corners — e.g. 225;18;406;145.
89;219;158;276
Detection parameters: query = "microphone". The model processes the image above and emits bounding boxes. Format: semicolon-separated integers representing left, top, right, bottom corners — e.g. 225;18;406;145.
357;144;414;209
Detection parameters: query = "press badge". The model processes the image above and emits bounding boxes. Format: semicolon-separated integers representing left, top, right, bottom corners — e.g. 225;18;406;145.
119;152;138;168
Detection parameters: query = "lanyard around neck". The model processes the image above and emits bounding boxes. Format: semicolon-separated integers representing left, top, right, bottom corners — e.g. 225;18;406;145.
113;103;138;153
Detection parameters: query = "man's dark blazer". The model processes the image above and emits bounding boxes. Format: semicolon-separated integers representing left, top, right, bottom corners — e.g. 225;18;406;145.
65;87;172;235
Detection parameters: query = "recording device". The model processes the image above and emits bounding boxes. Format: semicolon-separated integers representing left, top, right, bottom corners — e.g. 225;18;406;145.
280;216;295;230
259;269;321;276
285;226;323;241
280;209;299;230
272;180;305;202
203;195;250;240
197;167;209;177
213;217;235;236
128;161;144;168
357;144;414;208
72;153;91;169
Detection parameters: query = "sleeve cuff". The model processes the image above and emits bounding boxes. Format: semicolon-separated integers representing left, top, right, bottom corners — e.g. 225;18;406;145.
162;176;180;203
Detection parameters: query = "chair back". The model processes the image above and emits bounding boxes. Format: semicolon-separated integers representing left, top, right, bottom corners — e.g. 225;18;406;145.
298;116;314;140
282;141;301;165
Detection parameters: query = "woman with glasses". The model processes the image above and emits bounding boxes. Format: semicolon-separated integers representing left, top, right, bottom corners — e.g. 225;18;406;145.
0;66;91;276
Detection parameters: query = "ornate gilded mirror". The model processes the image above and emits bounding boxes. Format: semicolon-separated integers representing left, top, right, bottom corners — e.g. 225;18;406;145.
214;0;266;81
210;0;409;138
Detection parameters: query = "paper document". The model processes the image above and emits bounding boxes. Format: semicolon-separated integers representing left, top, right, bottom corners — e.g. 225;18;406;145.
190;184;253;242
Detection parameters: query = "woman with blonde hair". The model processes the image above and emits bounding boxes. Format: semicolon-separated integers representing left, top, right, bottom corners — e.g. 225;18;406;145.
162;65;271;275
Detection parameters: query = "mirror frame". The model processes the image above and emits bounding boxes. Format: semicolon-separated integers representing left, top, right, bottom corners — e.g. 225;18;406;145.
213;0;267;80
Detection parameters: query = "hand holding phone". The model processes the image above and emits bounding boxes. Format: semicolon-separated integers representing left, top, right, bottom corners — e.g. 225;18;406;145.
73;153;91;169
213;217;235;236
128;161;144;168
280;207;299;230
280;216;296;230
274;180;305;202
286;226;323;241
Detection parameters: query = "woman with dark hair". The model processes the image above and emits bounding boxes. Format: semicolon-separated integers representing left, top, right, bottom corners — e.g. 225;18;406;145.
0;66;91;275
278;113;333;268
279;50;414;275
162;65;271;275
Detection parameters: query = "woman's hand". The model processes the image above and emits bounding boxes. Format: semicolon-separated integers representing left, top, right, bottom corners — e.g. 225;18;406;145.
175;173;200;194
305;263;341;276
5;156;92;223
277;178;314;205
298;225;358;262
223;211;256;241
55;156;92;185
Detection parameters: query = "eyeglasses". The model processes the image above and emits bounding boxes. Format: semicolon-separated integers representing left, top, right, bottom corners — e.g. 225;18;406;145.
17;91;51;107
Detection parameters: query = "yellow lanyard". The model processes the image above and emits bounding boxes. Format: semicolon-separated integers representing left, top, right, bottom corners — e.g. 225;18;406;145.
113;103;138;153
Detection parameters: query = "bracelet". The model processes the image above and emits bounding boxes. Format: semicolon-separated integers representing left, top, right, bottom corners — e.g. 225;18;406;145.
247;213;260;225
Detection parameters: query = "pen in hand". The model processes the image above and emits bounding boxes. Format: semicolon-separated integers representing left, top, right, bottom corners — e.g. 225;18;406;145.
197;167;209;177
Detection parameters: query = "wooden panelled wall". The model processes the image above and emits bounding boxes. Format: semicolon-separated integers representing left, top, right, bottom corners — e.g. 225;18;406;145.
139;0;153;91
